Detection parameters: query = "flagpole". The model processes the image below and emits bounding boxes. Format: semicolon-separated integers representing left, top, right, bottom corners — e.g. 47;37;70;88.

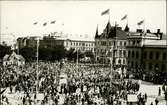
127;15;128;26
108;9;110;22
77;49;78;70
36;38;39;104
143;19;145;33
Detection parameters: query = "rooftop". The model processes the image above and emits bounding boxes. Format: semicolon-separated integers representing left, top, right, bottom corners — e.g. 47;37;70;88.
144;40;167;48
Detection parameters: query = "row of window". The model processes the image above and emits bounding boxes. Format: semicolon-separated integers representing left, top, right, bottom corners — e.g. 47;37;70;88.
129;61;166;71
66;42;94;47
95;41;127;46
144;51;166;60
96;49;127;57
95;40;143;47
143;63;166;71
72;47;94;52
128;40;141;46
128;51;140;59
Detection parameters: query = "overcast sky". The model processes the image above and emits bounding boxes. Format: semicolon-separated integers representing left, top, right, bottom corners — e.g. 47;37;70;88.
0;0;166;44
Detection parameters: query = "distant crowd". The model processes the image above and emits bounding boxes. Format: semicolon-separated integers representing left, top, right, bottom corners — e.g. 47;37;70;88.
1;61;142;105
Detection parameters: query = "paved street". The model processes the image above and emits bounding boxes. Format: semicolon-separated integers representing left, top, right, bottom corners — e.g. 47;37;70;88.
139;81;166;105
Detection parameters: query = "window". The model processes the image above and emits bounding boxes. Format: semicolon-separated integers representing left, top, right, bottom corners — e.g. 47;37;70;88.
149;52;153;59
114;41;116;46
133;41;135;45
143;63;146;69
136;51;139;59
149;63;152;70
120;41;122;46
162;64;165;71
132;51;135;58
154;64;159;70
119;50;122;57
156;52;159;60
124;42;126;46
128;51;131;57
137;40;140;44
123;59;125;64
163;52;166;60
123;50;126;56
135;62;138;68
144;52;147;59
131;61;134;67
118;59;121;64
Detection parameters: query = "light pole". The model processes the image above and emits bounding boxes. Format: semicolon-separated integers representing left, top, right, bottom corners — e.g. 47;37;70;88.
35;38;39;104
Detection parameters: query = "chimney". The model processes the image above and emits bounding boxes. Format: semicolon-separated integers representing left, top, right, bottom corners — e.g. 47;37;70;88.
157;29;160;33
146;29;150;33
136;29;143;33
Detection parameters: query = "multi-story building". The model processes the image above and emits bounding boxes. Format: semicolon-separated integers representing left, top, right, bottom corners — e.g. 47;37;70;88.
127;29;162;72
17;34;95;53
143;39;167;74
64;39;94;52
127;28;167;80
95;21;128;72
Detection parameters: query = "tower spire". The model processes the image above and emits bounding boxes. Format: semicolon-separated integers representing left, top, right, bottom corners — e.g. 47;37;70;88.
95;24;99;38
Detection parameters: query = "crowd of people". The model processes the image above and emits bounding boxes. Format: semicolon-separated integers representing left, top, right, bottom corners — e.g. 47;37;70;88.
0;61;141;105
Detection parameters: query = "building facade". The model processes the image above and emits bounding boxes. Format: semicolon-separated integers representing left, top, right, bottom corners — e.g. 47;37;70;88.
95;21;128;72
17;34;95;53
127;29;167;81
143;40;167;74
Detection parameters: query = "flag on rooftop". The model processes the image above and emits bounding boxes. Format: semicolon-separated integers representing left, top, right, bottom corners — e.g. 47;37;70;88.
43;22;47;26
121;15;127;20
33;22;38;25
50;20;56;24
137;20;144;25
101;9;110;15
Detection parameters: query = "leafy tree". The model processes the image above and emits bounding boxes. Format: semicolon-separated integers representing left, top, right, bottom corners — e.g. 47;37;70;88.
0;44;11;59
84;51;95;61
19;47;36;61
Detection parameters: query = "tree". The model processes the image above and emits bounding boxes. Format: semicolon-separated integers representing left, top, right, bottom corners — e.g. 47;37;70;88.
0;44;11;59
52;45;66;61
19;47;36;61
66;48;75;61
82;51;95;63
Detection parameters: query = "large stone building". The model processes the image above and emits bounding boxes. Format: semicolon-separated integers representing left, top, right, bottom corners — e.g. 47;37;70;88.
95;21;129;72
142;40;167;78
17;34;95;53
127;28;167;80
127;29;162;72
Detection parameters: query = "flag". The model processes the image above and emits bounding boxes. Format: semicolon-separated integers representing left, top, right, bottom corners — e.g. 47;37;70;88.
43;22;47;26
0;88;6;94
50;20;56;24
121;15;127;20
33;22;38;25
137;20;144;25
101;9;110;15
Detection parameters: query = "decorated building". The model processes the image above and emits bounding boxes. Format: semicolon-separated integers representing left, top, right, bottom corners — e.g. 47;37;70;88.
3;51;25;66
95;21;129;73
